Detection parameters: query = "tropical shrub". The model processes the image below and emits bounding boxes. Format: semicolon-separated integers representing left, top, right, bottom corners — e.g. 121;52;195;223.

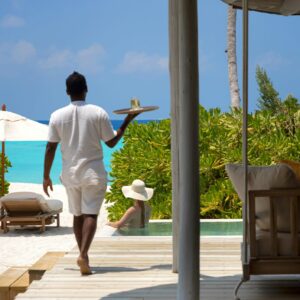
1;154;11;195
107;67;300;220
106;120;171;221
200;107;300;218
256;66;300;136
107;105;300;220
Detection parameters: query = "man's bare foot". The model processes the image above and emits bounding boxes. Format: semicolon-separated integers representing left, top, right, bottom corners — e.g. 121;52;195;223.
77;256;92;275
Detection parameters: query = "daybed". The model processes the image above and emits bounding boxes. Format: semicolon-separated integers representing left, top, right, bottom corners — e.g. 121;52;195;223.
226;163;300;299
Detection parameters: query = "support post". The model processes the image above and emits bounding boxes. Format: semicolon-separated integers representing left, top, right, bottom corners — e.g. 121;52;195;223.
177;0;200;299
169;0;180;273
234;2;250;298
1;104;6;196
242;0;249;267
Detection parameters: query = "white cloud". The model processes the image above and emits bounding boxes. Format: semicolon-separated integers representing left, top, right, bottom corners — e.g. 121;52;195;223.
117;52;168;73
256;52;289;70
39;44;105;73
39;50;73;69
76;44;105;73
0;15;25;28
0;40;36;64
11;41;36;63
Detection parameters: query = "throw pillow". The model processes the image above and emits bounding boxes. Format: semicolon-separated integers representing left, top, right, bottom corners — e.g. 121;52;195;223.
226;163;300;232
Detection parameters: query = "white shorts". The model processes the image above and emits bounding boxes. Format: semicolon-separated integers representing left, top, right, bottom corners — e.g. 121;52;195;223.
65;183;107;216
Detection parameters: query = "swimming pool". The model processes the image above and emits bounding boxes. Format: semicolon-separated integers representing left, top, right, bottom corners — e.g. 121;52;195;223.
116;220;243;236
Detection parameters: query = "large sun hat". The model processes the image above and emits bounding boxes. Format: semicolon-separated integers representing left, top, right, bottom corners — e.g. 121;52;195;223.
113;98;159;115
122;179;154;201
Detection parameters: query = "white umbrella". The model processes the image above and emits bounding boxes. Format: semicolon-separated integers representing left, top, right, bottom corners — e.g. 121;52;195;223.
0;104;48;195
222;0;300;15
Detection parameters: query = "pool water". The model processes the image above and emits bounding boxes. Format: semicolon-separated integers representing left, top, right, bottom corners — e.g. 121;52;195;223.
118;221;243;236
5;120;152;184
5;141;119;184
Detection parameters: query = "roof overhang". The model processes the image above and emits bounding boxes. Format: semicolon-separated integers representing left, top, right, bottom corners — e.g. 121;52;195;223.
222;0;300;16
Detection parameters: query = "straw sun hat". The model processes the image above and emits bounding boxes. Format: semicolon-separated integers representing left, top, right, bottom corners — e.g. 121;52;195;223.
122;179;154;201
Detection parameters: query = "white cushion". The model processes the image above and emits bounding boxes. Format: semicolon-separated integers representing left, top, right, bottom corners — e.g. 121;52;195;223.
41;199;63;213
1;192;45;202
0;192;62;213
226;163;300;232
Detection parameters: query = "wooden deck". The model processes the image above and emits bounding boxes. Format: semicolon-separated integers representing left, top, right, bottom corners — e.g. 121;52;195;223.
16;236;300;299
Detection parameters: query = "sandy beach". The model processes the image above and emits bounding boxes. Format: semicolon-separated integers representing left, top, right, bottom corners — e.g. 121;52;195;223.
0;182;114;276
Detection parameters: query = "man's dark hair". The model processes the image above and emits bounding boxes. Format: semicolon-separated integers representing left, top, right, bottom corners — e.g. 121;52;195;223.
66;71;88;96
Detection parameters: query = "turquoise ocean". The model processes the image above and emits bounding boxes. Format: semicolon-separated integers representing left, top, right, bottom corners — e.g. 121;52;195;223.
6;120;151;184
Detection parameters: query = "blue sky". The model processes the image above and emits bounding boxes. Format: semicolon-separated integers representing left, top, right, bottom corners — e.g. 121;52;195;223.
1;0;300;120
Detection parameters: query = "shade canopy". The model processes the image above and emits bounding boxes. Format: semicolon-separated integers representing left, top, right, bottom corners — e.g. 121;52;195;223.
0;111;48;141
222;0;300;15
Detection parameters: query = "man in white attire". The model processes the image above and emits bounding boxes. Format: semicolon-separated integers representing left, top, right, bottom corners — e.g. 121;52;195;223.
43;71;138;275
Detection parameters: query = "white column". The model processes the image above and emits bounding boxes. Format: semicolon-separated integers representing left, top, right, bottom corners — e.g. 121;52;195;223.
242;0;249;269
177;0;200;299
169;0;180;274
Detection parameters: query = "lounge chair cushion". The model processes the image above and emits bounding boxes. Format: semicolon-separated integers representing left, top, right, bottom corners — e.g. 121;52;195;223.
0;192;63;213
226;163;300;232
256;229;300;257
42;200;63;213
1;192;45;202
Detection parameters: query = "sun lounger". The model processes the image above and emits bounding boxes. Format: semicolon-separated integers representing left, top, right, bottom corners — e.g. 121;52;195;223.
0;192;63;233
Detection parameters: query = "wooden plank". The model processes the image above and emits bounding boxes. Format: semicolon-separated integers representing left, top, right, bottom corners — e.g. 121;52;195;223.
250;188;300;198
0;268;27;300
291;197;299;256
269;197;278;257
15;237;300;300
249;191;257;258
28;252;65;283
10;272;30;299
30;252;65;271
0;268;27;290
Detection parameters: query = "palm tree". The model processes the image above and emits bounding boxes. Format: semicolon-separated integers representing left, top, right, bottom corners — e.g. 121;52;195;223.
227;5;240;108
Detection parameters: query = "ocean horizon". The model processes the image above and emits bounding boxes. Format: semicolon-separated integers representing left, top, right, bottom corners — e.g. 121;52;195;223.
37;119;156;126
6;120;156;184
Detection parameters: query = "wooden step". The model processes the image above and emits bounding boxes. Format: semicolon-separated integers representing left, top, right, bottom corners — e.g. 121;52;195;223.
9;272;30;300
0;268;27;300
28;252;65;283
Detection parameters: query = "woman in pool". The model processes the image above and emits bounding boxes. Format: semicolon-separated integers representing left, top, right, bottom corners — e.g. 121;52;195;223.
107;179;153;229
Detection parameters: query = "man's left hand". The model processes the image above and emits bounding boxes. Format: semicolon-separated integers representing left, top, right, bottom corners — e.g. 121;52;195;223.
43;177;53;197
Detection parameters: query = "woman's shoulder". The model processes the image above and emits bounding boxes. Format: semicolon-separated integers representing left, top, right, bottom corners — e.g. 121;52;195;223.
127;206;139;213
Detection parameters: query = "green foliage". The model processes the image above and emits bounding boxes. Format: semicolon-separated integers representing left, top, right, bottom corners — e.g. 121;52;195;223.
107;68;300;220
256;66;281;113
0;154;11;196
106;120;171;221
107;103;300;220
200;106;300;218
256;66;300;136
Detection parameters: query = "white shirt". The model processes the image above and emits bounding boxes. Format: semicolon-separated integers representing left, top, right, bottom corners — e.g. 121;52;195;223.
48;101;115;187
